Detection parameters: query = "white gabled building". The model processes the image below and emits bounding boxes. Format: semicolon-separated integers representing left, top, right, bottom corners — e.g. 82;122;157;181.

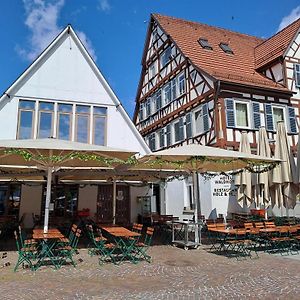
0;25;152;228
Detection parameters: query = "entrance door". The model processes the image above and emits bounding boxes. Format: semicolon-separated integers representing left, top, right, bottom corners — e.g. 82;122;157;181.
97;184;130;225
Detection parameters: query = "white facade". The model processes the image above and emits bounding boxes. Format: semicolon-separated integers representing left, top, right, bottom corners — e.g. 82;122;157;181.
0;26;151;227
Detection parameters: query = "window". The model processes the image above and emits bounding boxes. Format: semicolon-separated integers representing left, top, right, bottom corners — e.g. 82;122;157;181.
93;107;107;145
160;46;171;68
195;108;204;134
76;105;90;143
0;184;21;217
149;63;156;79
156;90;162;111
166;124;172;146
57;104;72;140
272;106;285;129
235;102;249;127
146;98;152;116
148;133;156;151
41;184;78;218
171;78;177;100
294;64;300;87
139;103;144;121
174;118;184;142
159;129;165;148
38;102;54;138
178;73;185;95
198;38;212;50
163;83;171;104
18;100;35;139
186;113;192;138
220;43;233;54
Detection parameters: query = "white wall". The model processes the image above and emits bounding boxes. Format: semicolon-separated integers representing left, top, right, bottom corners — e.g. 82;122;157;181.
19;185;43;228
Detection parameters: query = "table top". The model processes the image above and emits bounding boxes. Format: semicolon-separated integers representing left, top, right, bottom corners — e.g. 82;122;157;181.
100;226;140;237
32;228;64;240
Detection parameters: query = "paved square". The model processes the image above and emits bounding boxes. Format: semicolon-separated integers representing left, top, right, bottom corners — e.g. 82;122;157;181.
0;245;300;299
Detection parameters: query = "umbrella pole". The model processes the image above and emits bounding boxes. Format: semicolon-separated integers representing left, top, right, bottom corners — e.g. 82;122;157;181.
112;179;117;225
43;167;53;233
192;171;200;245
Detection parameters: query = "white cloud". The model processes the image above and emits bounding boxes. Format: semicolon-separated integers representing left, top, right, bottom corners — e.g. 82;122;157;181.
77;31;97;61
278;5;300;32
97;0;111;12
17;0;97;61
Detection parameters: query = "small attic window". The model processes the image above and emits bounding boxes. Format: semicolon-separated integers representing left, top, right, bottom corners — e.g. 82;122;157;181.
220;43;233;54
198;38;213;50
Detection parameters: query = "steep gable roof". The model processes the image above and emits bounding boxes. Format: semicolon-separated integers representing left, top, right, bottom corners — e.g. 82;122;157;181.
0;25;150;154
255;18;300;69
153;14;291;93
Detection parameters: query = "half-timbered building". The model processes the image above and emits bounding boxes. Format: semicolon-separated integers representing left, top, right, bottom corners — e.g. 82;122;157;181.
134;14;300;219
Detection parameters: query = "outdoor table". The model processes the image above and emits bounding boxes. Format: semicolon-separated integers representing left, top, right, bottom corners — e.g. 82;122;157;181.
100;226;140;263
32;229;65;270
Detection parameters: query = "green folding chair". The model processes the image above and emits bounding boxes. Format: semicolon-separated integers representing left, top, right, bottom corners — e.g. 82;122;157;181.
133;227;154;263
14;231;37;272
18;226;37;248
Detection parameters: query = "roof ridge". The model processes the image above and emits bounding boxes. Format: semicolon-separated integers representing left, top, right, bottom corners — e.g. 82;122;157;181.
153;13;264;42
255;17;300;49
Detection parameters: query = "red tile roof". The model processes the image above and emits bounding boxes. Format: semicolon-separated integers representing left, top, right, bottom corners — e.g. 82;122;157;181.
153;14;293;93
255;18;300;68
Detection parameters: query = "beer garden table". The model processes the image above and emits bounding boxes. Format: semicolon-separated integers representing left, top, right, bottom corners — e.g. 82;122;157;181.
32;228;65;270
100;226;140;264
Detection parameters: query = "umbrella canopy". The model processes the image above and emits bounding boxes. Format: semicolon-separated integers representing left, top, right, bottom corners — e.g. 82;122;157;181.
134;143;279;172
0;138;135;168
256;127;272;207
272;122;297;210
235;132;252;208
0;138;136;232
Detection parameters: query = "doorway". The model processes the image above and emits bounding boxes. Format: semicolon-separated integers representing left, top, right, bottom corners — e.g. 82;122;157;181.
97;184;130;225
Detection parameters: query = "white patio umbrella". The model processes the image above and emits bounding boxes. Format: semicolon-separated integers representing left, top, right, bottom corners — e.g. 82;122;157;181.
132;143;280;243
256;127;271;208
272;122;297;215
0;138;136;232
235;132;252;209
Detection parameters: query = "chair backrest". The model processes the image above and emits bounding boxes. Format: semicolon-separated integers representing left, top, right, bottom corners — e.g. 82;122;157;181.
14;231;21;252
145;227;154;245
244;222;254;229
264;221;275;228
207;224;217;231
254;222;264;229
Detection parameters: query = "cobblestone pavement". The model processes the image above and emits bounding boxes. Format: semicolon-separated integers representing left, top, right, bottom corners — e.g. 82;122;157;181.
1;245;300;300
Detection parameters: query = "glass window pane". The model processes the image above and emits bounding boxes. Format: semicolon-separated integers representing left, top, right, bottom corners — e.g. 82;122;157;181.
76;105;90;114
58;114;71;140
236;103;248;127
94;107;107;115
195;110;203;133
76;115;89;143
94;116;106;145
39;102;54;111
273;107;284;127
19;100;35;110
38;112;53;138
58;104;72;113
19;110;33;139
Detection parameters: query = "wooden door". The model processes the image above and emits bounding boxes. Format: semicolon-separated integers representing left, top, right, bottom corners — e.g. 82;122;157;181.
115;185;130;225
97;185;113;224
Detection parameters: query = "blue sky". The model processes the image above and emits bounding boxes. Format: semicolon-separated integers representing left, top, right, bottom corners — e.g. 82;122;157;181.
0;0;300;117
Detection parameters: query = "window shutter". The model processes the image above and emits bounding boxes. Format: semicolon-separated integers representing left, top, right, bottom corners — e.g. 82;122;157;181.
171;78;177;100
179;118;184;140
252;102;261;129
203;103;209;131
225;99;235;128
156;90;162;110
294;64;300;87
265;103;274;131
166;125;171;146
186;113;192;138
288;106;297;133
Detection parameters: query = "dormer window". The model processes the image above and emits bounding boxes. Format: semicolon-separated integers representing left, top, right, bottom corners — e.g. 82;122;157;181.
198;38;212;50
220;43;233;54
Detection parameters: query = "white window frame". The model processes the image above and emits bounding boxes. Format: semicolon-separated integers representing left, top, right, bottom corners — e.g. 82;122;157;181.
272;105;286;129
37;102;55;139
234;100;251;129
17;100;36;139
174;118;184;143
160;46;171;68
158;129;165;149
178;72;185;95
295;64;300;87
149;62;156;79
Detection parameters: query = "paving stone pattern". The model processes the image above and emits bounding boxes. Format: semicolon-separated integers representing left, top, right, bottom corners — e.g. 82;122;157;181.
0;246;300;299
